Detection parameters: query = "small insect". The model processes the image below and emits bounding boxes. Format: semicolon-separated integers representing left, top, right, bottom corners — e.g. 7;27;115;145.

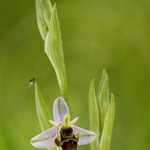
29;78;35;87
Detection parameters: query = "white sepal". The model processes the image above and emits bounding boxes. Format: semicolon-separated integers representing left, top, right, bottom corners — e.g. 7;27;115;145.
73;125;96;145
30;126;58;148
53;97;69;122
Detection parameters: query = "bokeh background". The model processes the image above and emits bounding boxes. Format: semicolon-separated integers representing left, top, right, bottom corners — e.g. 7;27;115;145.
1;0;150;150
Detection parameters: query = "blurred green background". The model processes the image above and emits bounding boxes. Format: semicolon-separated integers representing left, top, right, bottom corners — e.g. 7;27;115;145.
1;0;150;150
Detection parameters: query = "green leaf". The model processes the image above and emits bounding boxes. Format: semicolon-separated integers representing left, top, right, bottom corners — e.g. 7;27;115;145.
34;82;52;131
34;82;56;150
40;0;52;28
99;94;115;150
35;0;52;40
89;79;100;150
35;0;48;40
45;4;69;108
97;69;109;131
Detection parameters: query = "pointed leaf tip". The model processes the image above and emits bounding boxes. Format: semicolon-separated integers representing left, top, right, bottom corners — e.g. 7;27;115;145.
44;4;69;107
99;94;115;150
34;82;51;131
40;0;52;29
89;79;99;150
97;70;109;131
35;0;52;40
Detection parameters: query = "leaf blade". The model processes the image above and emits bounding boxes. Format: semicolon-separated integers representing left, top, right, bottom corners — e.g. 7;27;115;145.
35;0;48;40
99;94;115;150
97;70;109;131
40;0;52;28
44;4;69;107
89;79;99;150
34;82;51;131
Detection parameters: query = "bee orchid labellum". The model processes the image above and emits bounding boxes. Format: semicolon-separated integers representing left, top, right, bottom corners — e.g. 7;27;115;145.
54;114;80;150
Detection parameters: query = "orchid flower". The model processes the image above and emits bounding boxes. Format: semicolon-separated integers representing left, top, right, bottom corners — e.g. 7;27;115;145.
30;97;96;149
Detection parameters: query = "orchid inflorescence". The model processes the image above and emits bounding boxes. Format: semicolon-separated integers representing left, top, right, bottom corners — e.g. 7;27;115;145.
31;97;96;149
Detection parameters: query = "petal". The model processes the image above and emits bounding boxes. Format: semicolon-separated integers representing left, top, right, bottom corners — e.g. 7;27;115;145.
53;97;69;122
49;120;62;127
30;126;58;148
70;117;79;125
73;126;96;145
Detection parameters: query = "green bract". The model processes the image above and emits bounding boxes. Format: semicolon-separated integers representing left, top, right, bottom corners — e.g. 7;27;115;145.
97;70;110;132
35;0;52;40
89;80;100;150
99;94;115;150
36;1;70;108
45;4;69;105
35;82;51;131
89;70;115;150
